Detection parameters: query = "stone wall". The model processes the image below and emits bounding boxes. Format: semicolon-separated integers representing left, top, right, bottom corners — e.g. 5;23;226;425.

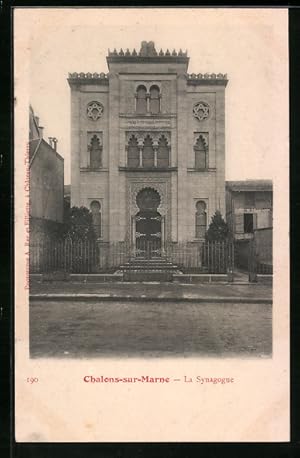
30;140;64;223
68;49;227;244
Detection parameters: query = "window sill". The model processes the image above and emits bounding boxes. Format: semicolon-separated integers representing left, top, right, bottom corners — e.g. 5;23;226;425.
234;233;254;240
187;168;216;172
80;167;108;172
119;166;177;172
119;113;177;118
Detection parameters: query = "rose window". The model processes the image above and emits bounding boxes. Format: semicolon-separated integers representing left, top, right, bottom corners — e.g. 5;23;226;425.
87;101;104;121
193;101;210;121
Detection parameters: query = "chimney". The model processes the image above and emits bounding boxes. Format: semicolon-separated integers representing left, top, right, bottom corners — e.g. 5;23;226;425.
52;137;58;151
48;137;53;147
38;126;44;138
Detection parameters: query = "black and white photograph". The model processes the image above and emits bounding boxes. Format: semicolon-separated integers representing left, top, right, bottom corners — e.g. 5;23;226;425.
14;7;289;442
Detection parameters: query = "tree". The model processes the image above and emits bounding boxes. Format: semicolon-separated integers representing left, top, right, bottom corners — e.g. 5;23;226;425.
64;206;96;240
205;210;229;242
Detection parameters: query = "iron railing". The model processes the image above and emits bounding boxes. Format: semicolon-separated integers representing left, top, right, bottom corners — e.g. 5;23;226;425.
234;228;273;281
29;237;234;274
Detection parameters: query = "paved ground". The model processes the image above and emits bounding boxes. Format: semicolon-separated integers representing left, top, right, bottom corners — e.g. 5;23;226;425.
30;280;272;302
30;299;272;358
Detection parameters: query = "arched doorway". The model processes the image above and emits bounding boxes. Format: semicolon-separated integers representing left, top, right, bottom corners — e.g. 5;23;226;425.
135;188;162;258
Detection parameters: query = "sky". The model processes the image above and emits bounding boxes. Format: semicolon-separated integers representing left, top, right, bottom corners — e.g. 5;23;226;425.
15;8;288;184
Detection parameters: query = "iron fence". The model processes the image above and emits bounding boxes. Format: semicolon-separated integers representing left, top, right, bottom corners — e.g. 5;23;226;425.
235;228;273;282
165;241;234;274
30;237;234;274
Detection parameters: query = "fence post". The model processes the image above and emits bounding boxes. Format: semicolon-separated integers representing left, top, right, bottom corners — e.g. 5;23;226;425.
248;238;257;282
227;241;234;282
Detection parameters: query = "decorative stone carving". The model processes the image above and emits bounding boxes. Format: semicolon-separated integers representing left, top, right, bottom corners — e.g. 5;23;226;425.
193;132;209;149
193;101;210;121
68;72;109;80
139;41;157;57
131;183;166;215
107;43;188;58
126;178;171;243
125;131;171;147
87;101;104;121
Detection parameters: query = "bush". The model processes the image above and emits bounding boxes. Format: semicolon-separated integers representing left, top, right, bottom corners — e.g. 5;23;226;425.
205;210;229;242
64;206;96;240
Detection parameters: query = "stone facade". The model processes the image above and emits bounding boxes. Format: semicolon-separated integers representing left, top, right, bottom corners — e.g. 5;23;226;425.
68;41;228;248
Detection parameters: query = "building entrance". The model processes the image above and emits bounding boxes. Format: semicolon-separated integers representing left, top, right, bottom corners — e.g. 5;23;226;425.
135;210;162;257
134;187;162;258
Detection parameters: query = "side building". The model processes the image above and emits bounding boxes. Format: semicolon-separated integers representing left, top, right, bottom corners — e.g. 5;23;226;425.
226;180;273;239
226;179;273;273
29;105;64;240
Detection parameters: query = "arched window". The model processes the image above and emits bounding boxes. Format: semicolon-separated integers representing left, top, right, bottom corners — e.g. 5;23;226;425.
127;136;139;167
157;136;169;167
195;200;207;239
90;200;101;238
89;134;102;168
142;135;154;167
136;85;147;114
194;135;207;169
149;85;160;114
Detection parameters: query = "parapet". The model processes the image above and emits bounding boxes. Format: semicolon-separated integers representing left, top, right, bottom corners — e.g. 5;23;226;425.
107;41;189;66
187;73;228;86
67;72;109;85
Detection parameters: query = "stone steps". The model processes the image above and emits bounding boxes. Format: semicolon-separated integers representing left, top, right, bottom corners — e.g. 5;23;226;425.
119;265;179;272
119;256;182;281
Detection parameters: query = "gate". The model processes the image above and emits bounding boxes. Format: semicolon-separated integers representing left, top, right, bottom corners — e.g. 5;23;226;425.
135;211;162;258
235;230;273;282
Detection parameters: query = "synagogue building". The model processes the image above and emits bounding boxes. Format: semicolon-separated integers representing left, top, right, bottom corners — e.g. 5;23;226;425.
68;41;228;255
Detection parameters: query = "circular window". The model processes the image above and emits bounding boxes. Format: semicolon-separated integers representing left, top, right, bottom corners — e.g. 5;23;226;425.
87;101;104;121
193;101;210;121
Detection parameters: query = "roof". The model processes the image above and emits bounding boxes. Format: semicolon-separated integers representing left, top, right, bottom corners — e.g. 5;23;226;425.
68;42;228;86
106;41;189;70
226;180;273;192
107;41;188;59
29;138;64;167
29;138;41;161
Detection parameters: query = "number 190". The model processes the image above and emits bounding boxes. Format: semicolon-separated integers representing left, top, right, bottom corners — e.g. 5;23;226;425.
27;377;38;384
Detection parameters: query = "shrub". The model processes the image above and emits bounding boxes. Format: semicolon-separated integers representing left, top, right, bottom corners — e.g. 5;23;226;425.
205;210;229;242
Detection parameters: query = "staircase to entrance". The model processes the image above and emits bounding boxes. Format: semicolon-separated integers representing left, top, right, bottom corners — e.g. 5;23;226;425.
119;255;181;282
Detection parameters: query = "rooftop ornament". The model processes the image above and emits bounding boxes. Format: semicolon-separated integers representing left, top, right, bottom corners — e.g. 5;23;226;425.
68;72;109;80
187;73;227;80
107;41;188;58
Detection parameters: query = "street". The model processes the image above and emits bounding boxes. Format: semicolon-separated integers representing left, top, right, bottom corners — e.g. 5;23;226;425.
30;300;272;358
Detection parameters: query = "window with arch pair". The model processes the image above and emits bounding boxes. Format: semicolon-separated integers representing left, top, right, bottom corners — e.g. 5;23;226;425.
136;85;160;114
127;135;169;168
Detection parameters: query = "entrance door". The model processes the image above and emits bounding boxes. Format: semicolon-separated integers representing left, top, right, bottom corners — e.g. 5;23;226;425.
136;210;162;258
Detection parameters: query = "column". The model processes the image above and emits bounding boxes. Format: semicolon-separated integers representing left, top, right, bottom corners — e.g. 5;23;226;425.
161;216;165;255
154;146;158;167
131;215;136;256
139;146;143;167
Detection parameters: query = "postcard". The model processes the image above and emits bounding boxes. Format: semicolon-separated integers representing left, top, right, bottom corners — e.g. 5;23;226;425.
14;8;289;442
